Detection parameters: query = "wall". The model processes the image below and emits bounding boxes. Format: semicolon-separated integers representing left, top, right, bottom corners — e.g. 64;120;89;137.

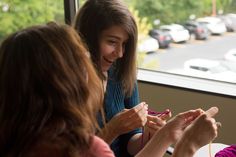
138;81;236;146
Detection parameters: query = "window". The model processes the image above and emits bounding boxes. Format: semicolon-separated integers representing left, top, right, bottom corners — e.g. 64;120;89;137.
123;0;236;96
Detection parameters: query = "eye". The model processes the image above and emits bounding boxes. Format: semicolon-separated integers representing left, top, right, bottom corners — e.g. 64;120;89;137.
108;40;117;46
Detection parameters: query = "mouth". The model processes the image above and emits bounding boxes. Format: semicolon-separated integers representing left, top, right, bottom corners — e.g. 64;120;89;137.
103;57;113;64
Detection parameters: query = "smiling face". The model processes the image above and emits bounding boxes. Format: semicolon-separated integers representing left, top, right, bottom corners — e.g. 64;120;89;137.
99;25;128;72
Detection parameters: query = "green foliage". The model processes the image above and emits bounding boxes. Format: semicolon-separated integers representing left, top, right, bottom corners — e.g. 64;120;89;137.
78;0;87;8
129;7;152;39
129;7;152;54
131;0;236;25
0;0;64;42
137;53;159;70
1;0;236;42
132;0;164;25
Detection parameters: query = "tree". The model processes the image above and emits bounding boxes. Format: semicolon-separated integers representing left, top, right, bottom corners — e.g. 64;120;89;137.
0;0;64;42
129;0;236;26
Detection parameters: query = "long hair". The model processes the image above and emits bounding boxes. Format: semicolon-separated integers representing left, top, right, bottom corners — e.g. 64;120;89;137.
0;23;103;157
74;0;138;96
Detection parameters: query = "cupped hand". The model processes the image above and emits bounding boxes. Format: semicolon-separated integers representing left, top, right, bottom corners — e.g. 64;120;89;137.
160;108;203;143
181;107;219;149
107;102;148;137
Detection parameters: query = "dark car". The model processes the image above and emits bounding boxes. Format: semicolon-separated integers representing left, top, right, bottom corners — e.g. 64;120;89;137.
148;29;172;48
183;20;209;40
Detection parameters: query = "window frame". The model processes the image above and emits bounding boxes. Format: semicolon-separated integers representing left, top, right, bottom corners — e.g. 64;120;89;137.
64;0;77;25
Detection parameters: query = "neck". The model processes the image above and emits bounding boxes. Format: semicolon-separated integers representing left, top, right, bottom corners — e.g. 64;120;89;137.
102;71;108;93
103;71;108;80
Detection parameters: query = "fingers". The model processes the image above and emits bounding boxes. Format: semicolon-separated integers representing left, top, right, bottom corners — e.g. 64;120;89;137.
205;107;219;118
147;115;166;126
125;102;148;126
131;102;148;120
159;109;172;120
192;107;220;138
178;109;203;123
128;102;147;114
146;121;163;135
122;102;147;117
195;113;219;142
215;122;222;128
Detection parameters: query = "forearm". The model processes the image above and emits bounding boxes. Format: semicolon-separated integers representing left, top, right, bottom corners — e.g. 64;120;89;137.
127;133;146;155
135;129;173;157
97;125;118;145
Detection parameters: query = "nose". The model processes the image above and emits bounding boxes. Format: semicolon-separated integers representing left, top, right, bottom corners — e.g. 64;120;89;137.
115;45;124;58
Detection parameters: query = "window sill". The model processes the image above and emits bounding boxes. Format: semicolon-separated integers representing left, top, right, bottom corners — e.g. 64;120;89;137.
137;69;236;97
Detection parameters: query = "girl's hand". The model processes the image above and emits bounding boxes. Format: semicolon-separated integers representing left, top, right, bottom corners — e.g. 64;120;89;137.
173;107;219;157
144;109;172;139
181;107;219;148
99;102;148;144
160;108;203;143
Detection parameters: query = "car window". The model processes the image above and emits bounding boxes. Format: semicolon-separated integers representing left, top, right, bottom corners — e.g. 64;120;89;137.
190;66;209;72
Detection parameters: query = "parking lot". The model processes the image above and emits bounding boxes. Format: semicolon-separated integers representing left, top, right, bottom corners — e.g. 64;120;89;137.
139;32;236;72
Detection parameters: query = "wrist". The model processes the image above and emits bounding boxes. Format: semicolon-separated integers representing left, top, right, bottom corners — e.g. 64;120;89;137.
106;122;119;140
173;137;198;157
157;127;176;145
137;128;173;157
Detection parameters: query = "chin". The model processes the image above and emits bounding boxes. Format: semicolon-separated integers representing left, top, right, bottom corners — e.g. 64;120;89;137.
102;67;110;72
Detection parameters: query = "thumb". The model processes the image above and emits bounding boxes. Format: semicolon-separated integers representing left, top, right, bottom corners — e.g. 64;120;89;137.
123;108;129;112
205;107;219;118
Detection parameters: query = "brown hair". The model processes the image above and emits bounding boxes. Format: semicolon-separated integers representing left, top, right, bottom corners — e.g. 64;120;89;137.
0;22;103;157
74;0;138;96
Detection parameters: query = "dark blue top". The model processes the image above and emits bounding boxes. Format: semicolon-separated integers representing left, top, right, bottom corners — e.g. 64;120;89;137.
98;68;142;157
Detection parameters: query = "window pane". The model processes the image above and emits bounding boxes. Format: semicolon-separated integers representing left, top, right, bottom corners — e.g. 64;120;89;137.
124;0;236;85
0;0;64;42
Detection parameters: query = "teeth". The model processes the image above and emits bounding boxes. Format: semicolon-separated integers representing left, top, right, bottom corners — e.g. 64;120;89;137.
104;58;112;63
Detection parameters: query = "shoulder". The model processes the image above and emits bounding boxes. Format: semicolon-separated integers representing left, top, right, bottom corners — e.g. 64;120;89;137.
88;136;115;157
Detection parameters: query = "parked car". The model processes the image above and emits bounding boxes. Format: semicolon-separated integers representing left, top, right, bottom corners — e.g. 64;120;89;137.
226;13;236;31
224;48;236;62
184;58;236;82
137;36;159;54
183;20;209;40
148;29;172;48
218;15;236;32
197;17;226;35
159;24;190;43
169;58;236;83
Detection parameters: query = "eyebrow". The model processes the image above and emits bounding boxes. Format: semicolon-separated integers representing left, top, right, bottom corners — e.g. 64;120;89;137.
106;35;121;40
106;35;128;42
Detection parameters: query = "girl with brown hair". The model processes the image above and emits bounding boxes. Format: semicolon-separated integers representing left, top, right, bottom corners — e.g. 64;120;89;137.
0;22;113;157
74;0;220;157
